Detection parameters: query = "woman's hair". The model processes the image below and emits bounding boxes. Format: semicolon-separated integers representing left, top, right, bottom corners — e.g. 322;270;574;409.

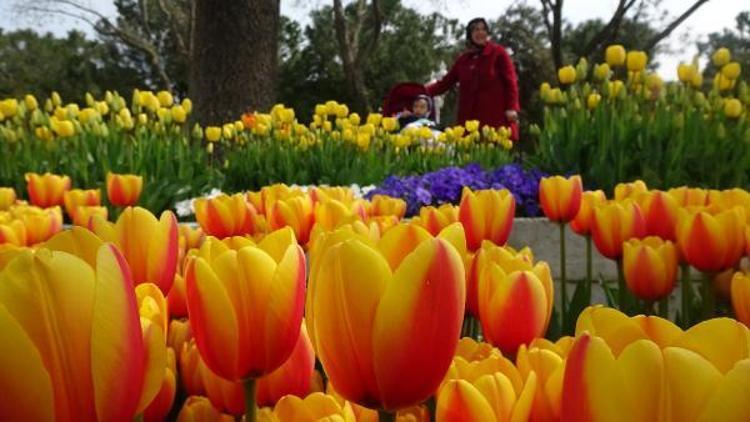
466;17;489;48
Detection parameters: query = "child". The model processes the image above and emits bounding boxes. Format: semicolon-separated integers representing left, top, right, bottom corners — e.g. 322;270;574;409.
397;95;437;130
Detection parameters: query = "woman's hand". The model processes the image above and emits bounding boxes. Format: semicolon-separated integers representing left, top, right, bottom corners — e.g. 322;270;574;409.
505;110;518;122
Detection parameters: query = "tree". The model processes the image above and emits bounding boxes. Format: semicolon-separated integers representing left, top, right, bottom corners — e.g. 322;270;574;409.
698;11;750;79
189;0;281;124
0;29;142;100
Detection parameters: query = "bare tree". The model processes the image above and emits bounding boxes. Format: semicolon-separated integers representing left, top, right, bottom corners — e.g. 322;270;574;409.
332;0;382;113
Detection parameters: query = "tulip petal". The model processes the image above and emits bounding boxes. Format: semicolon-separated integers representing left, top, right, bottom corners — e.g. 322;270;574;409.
697;359;750;422
509;370;537;422
145;211;179;293
474;373;516;422
374;238;465;409
376;224;432;271
0;304;55;422
436;379;497;422
663;347;722;422
671;318;750;373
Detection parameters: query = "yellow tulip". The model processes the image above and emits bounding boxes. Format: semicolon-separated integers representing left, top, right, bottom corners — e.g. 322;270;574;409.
677;63;697;83
558;65;577;84
587;93;601;109
712;47;731;66
626;50;648;72
24;94;38;111
205;126;222;142
157;91;173;106
171;105;187;123
724;98;743;118
721;62;741;80
593;63;610;81
605;45;626;67
0;99;18;117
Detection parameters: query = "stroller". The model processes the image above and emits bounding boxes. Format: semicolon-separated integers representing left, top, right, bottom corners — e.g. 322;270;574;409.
382;82;438;123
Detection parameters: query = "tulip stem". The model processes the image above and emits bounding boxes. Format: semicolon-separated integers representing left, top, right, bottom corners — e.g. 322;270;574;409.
243;378;258;422
585;235;592;297
702;272;715;320
378;409;397;422
559;223;567;329
681;264;691;328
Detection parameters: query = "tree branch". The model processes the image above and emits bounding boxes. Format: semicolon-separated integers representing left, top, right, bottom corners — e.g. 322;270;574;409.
157;0;190;58
578;0;637;59
644;0;711;51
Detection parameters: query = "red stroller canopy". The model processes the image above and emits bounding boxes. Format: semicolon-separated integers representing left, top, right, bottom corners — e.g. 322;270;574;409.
382;82;436;120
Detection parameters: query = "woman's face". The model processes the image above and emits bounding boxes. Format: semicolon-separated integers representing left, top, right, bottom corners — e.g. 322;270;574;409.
471;22;488;46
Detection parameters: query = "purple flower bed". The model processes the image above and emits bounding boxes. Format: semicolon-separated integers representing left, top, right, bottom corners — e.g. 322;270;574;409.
366;163;546;217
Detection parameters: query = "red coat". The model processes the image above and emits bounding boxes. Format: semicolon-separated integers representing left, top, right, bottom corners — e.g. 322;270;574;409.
426;41;520;140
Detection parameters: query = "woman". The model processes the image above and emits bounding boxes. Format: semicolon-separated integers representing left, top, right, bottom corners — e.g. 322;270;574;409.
425;17;520;140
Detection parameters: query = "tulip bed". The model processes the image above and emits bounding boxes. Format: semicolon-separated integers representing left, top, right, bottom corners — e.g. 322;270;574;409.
531;45;750;194
0;93;514;215
2;168;750;421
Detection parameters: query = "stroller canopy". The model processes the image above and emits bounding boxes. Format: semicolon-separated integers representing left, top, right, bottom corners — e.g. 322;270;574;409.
382;82;436;120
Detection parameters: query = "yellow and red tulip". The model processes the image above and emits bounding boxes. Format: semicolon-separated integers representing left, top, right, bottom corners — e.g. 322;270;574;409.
0;187;16;210
0;220;26;246
613;180;647;201
570;190;606;236
63;188;101;219
731;272;750;326
185;227;306;381
459;188;515;251
271;393;357;421
669;186;708;207
370;194;407;219
168;273;189;318
591;200;646;259
478;264;554;355
144;348;177;422
539;175;583;223
269;195;315;245
309;236;465;410
168;319;192;362
95;207;179;294
622;236;678;301
72;206;108;228
676;206;745;272
179;339;206;396
177;396;234;422
25;172;71;208
516;344;565;421
106;172;143;207
17;205;63;245
412;204;459;236
195;193;258;239
436;373;536;422
467;242;534;318
0;244;165;421
638;190;680;241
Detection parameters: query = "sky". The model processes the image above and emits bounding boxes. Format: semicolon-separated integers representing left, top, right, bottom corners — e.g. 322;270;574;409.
0;0;745;79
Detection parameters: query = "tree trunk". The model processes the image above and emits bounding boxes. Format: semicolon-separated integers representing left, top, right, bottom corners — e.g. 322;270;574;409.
189;0;280;125
333;0;372;114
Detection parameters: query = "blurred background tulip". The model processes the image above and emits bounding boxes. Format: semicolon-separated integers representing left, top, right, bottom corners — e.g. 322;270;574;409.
731;271;750;327
195;193;258;239
623;237;678;313
0;187;17;210
25;172;71;208
459;188;515;251
63;188;101;220
106;172;143;207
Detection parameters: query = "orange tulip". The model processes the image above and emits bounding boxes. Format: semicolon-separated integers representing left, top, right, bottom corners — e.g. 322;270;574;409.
0;244;165;421
16;205;63;245
106;172;143;206
623;236;678;301
570;190;606;236
268;195;315;244
614;180;647;201
180;224;205;250
412;204;459;236
459;188;515;251
539;175;583;223
370;194;407;219
177;396;234;422
25;172;71;208
731;272;750;326
466;242;534;318
591;200;646;260
478;264;554;355
0;187;16;210
185;228;306;381
0;220;26;246
311;198;362;233
669;186;708;207
144;348;177;422
72;206;108;228
516;344;566;422
676;206;745;272
638;190;680;241
168;273;189;318
436;374;536;422
200;324;316;414
195;193;258;239
180;340;206;396
63;188;101;219
94;206;179;294
309;236;465;410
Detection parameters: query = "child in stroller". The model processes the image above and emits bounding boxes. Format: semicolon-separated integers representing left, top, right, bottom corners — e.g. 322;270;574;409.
397;95;437;130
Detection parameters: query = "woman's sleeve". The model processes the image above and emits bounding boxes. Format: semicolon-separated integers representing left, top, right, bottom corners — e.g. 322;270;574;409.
425;59;459;96
496;47;520;111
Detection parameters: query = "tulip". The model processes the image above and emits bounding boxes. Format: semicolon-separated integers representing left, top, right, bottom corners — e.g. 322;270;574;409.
712;47;731;66
623;237;678;304
186;228;306;420
412;204;459;236
724;98;743;118
467;242;534;318
614;180;647;201
586;93;601;109
94;206;179;294
605;45;626;67
144;348;177;422
0;245;165;421
17;205;63;245
177;396;234;422
570;190;607;236
593;63;610;80
626;50;648;72
309;236;465;411
63;188;101;219
558;65;577;84
180;340;206;396
168;273;189;318
0;220;26;246
195;193;258;239
668;186;708;207
41;226;103;269
272;393;357;421
168;319;192;362
478;264;554;355
516;344;565;421
25;172;71;208
436;374;536;422
539;175;582;223
459;188;515;251
730;272;750;327
0;187;15;210
677;63;698;83
310;198;362;236
106;172;143;207
638;190;679;240
370;194;406;219
591;200;646;260
676;206;745;273
72;206;108;228
268;195;314;245
721;62;741;80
